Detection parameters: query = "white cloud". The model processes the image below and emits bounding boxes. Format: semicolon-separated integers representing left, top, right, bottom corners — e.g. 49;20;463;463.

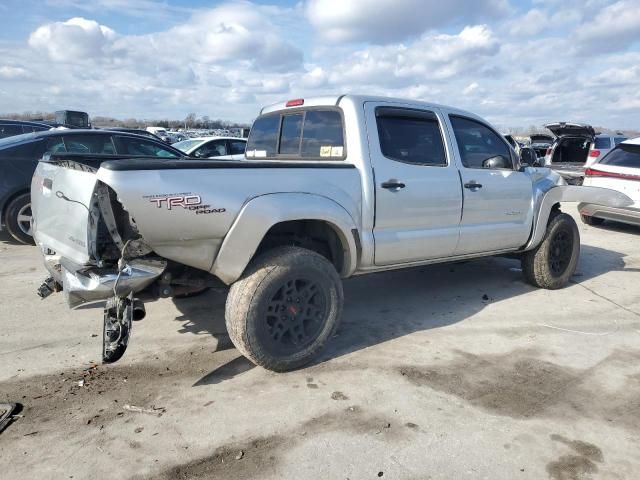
0;66;30;79
462;82;481;95
0;0;639;130
574;0;640;53
305;0;510;43
28;17;116;61
325;25;499;87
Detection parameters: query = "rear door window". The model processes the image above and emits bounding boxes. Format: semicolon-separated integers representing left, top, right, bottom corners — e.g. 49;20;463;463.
0;124;24;139
62;135;116;154
115;136;179;157
614;137;627;145
594;137;612;149
46;137;66;153
599;146;640;167
246;109;344;159
375;108;446;166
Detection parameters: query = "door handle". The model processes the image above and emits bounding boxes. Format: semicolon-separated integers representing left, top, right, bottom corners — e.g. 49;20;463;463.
464;182;483;190
381;180;406;190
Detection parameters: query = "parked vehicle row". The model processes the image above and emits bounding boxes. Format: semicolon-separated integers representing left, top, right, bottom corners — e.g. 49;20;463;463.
542;123;627;185
29;94;632;370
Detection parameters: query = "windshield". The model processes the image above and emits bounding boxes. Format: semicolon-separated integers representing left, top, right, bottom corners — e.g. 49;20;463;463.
173;139;204;152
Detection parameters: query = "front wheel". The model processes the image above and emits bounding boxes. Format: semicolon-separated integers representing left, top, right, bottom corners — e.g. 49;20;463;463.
5;193;35;245
225;246;343;372
522;212;580;289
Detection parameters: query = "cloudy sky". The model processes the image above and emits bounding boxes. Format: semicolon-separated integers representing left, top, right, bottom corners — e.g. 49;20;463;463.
0;0;639;129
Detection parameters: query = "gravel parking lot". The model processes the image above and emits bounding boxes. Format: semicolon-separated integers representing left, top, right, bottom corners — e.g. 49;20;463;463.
1;206;639;480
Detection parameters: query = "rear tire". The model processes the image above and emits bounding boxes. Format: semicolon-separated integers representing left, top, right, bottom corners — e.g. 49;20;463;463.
225;246;343;372
580;214;604;226
522;212;580;290
5;193;35;245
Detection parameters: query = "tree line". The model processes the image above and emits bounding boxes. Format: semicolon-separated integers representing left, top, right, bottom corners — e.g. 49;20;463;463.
0;111;250;130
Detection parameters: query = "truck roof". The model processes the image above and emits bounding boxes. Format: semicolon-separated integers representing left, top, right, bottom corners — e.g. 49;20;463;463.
260;94;481;120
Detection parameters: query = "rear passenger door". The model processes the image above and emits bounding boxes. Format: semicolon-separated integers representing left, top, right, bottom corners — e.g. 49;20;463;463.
446;115;533;255
365;103;463;265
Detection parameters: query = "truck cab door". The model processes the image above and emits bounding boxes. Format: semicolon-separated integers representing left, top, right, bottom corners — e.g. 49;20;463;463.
365;102;463;266
445;114;534;255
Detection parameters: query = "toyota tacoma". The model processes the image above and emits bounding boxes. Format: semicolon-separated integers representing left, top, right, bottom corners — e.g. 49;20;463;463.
31;95;632;371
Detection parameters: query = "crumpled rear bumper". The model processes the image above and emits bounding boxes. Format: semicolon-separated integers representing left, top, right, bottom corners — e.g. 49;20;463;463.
43;253;166;308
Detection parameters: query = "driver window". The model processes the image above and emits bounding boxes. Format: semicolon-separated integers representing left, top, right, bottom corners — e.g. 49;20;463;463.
450;116;513;170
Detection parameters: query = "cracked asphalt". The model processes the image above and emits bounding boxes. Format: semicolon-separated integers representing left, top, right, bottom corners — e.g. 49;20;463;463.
1;206;639;480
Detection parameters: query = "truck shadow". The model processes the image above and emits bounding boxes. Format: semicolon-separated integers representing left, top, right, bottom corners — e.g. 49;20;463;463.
172;244;637;384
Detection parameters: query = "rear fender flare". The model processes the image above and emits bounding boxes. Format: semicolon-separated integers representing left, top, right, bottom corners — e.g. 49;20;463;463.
525;185;632;250
211;193;359;284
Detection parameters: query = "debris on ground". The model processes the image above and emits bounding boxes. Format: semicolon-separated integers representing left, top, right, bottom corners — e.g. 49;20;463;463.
123;404;166;417
0;403;18;434
235;451;244;460
134;427;144;434
331;391;349;401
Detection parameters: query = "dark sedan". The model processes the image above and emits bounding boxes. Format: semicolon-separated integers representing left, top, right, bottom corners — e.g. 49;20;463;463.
0;129;183;244
0;119;54;139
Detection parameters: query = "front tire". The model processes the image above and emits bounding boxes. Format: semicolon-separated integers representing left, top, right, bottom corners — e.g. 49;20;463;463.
225;246;343;372
5;193;35;245
522;212;580;289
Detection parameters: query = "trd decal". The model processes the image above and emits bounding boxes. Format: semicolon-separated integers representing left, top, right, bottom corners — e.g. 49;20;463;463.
143;193;225;215
149;195;201;210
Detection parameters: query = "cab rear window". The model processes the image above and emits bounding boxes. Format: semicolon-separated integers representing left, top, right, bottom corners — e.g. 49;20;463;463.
246;109;344;159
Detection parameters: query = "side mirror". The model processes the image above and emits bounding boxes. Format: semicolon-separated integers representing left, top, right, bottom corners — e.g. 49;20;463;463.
482;155;512;169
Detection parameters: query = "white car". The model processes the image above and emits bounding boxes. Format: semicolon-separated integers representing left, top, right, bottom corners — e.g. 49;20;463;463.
586;133;627;167
579;137;640;227
172;136;247;160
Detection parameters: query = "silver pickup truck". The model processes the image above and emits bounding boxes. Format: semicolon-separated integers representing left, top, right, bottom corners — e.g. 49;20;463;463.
31;95;631;371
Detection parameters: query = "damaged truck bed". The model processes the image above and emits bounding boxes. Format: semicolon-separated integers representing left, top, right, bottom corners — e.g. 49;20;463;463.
30;95;633;372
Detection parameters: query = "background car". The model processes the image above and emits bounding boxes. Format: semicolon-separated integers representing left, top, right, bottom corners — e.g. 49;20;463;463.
529;133;554;159
543;122;595;184
105;127;164;142
586;132;628;167
579;137;640;227
172;136;247;159
0;119;53;139
0;129;183;244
